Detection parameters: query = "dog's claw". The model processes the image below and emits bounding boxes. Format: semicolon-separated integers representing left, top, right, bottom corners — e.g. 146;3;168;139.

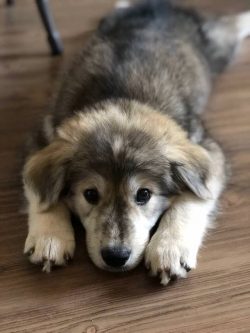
42;260;53;273
145;261;151;270
64;253;72;263
24;247;34;256
160;270;171;286
181;261;191;272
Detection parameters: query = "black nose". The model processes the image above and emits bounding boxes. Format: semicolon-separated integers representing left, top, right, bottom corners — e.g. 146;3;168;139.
101;246;131;267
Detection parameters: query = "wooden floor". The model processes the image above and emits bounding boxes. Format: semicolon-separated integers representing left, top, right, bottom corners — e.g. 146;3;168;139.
0;1;250;332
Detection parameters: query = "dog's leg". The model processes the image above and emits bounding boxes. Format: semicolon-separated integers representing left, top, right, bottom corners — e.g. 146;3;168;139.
24;200;75;272
145;139;226;285
202;11;250;72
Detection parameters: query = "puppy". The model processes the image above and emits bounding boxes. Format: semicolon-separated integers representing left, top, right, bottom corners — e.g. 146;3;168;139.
23;0;250;285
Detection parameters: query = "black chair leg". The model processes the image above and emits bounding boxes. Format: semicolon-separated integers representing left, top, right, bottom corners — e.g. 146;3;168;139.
35;0;63;55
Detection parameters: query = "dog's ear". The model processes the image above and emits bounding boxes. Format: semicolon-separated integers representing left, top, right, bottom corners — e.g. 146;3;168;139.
169;143;211;199
23;140;74;211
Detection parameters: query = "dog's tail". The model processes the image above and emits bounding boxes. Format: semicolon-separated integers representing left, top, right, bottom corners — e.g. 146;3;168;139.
200;11;250;73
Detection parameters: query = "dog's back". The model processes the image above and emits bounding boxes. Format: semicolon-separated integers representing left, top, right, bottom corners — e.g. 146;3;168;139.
52;1;210;134
50;0;243;144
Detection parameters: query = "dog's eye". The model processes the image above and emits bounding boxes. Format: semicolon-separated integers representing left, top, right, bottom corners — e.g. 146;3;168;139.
135;188;151;205
84;188;99;205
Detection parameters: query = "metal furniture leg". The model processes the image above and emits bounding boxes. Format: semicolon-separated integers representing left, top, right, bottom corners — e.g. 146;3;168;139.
35;0;63;55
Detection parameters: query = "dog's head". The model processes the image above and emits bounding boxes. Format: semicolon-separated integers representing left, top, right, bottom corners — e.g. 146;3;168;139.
24;101;211;271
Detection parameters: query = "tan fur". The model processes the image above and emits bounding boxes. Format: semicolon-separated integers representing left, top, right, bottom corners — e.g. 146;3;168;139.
23;2;247;281
23;139;75;211
24;99;212;210
24;201;75;271
58;100;211;184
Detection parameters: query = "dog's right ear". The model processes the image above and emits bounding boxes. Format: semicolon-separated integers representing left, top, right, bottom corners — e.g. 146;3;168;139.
168;142;212;200
23;140;74;211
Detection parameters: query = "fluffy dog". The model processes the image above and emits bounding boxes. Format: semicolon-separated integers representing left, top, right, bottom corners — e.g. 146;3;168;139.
23;0;250;285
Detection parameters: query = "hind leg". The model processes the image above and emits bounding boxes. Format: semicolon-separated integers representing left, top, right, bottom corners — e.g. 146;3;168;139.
202;11;250;73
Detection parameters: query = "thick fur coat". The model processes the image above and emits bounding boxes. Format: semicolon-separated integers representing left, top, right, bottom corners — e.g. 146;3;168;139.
23;0;250;285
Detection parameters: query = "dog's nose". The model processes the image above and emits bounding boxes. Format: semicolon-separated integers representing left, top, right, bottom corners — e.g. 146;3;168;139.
101;246;131;267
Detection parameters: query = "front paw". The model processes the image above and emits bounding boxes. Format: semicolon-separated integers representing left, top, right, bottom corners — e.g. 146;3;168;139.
145;234;197;286
24;230;75;272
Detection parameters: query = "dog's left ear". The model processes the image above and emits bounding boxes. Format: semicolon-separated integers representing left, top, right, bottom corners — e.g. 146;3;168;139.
169;143;211;200
23;139;74;211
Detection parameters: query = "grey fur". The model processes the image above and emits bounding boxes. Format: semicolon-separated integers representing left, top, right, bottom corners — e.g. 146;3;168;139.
25;0;241;153
23;0;246;273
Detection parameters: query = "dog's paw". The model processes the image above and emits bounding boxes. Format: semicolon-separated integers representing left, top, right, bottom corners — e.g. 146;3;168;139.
145;233;197;285
24;234;75;272
24;222;75;272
